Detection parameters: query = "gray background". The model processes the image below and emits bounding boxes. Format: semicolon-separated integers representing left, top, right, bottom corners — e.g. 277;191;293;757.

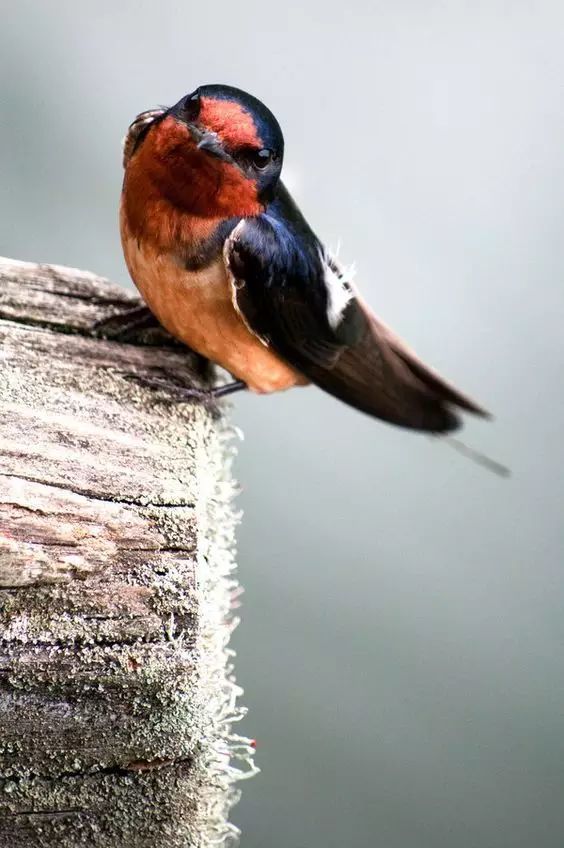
2;2;563;846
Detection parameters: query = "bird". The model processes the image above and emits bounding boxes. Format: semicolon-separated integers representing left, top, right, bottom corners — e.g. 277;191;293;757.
118;83;489;433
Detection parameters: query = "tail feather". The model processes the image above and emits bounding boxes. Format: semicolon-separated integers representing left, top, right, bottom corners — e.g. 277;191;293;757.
365;308;489;418
307;301;488;434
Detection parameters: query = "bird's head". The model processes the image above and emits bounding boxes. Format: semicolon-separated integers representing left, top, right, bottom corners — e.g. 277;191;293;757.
129;84;284;218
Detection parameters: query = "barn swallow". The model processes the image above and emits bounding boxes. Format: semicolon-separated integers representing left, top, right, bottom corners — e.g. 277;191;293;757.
119;84;489;432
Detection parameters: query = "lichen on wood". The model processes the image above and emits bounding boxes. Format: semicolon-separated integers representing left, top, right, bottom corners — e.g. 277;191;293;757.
0;257;256;847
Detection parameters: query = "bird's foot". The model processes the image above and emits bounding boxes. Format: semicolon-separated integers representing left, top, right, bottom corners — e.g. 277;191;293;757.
93;304;162;342
123;373;247;411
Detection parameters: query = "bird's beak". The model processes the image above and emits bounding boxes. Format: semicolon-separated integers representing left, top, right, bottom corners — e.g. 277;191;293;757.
187;124;232;163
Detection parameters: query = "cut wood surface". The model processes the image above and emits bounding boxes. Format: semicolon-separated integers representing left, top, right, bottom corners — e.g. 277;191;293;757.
0;258;255;847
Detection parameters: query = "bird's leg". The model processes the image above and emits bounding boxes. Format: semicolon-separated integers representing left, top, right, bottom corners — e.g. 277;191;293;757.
210;380;248;399
93;304;161;341
123;373;247;405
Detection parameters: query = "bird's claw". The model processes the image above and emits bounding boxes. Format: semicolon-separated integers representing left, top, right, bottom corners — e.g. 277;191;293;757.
93;305;163;343
123;373;246;412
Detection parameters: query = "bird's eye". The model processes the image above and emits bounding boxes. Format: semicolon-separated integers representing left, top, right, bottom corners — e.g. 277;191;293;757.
252;148;273;170
183;92;201;121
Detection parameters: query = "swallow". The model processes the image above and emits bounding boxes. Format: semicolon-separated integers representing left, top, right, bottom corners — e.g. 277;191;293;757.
119;84;489;432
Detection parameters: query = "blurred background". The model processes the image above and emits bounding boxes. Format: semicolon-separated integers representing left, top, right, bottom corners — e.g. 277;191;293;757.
2;2;563;845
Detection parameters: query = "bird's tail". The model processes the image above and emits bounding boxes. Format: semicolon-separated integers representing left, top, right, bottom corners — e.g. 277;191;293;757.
308;306;488;432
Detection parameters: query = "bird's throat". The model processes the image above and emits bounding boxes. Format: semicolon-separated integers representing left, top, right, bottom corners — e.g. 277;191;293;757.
122;116;263;254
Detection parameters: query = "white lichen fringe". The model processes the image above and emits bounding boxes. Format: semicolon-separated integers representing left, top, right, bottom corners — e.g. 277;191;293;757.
192;415;258;848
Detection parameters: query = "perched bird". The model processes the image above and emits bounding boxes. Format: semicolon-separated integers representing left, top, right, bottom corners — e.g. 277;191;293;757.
119;84;488;433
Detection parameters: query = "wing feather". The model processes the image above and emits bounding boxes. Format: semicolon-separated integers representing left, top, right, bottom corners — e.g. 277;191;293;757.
226;190;487;433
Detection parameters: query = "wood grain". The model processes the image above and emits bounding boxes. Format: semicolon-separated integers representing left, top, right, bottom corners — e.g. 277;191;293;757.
0;257;255;847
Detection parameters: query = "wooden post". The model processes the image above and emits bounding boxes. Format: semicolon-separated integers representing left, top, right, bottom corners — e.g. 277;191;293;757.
0;258;255;847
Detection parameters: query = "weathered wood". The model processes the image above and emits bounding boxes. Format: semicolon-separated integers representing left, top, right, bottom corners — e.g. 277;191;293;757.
0;258;255;847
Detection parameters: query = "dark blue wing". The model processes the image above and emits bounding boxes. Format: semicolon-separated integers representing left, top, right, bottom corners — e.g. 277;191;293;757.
225;183;488;432
225;183;362;367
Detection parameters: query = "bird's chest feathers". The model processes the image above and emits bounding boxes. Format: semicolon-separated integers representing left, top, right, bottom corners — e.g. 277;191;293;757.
122;231;232;347
120;216;306;393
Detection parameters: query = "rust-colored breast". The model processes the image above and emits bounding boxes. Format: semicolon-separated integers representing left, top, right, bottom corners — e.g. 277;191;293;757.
120;203;307;394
